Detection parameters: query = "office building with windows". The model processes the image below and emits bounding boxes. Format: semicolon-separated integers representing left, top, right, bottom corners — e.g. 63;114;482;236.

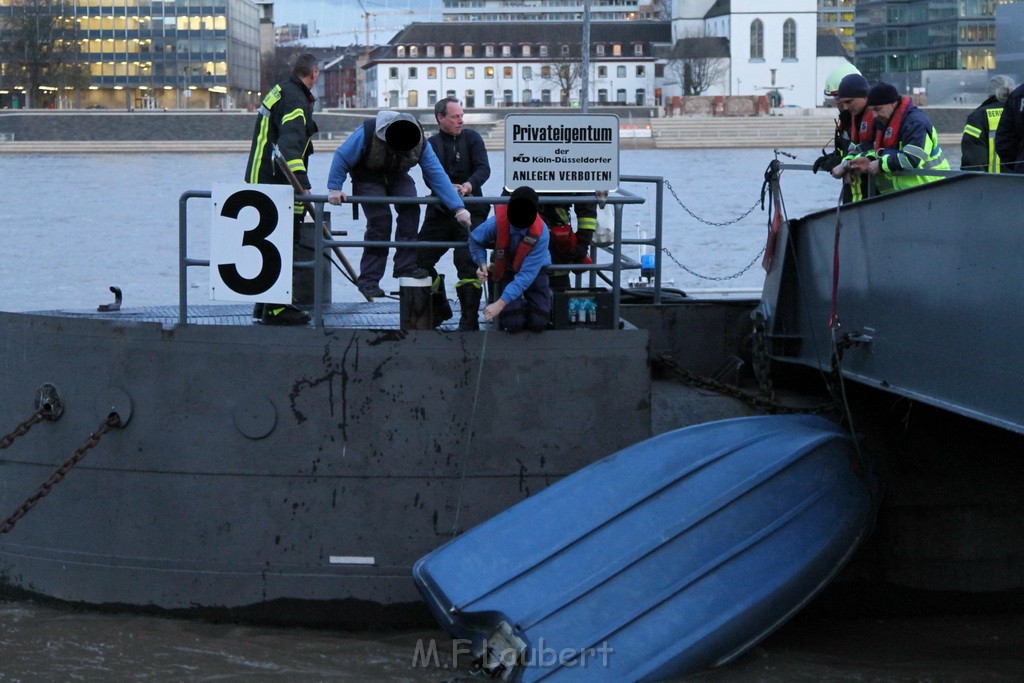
0;0;260;110
854;0;1023;82
818;0;855;56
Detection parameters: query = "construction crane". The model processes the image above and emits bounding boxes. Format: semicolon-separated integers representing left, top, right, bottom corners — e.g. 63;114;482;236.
355;0;414;54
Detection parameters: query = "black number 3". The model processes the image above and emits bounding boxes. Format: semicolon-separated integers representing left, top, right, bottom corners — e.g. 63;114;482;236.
218;189;283;295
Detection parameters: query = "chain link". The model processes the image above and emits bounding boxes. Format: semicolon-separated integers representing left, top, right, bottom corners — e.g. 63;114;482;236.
659;178;768;282
664;179;762;227
751;315;776;402
653;354;834;416
1;413;122;535
661;244;766;282
0;408;47;450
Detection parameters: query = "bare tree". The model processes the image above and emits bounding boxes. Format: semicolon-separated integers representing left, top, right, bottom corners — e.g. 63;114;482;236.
260;47;302;96
0;0;85;108
542;45;583;106
667;30;729;97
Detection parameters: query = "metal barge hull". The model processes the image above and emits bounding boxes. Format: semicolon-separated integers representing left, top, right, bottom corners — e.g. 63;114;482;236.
0;305;650;626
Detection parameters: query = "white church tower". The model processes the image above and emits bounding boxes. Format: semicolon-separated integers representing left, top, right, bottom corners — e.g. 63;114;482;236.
673;0;819;108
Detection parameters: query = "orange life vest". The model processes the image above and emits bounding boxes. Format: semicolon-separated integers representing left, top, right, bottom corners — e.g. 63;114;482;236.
850;109;876;145
491;205;544;282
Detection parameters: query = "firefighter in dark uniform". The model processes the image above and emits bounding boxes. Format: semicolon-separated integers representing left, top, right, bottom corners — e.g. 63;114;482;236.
244;52;320;325
995;80;1024;174
963;75;1016;172
540;200;597;290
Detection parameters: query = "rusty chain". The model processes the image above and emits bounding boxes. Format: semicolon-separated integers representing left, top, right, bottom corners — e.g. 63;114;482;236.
1;412;122;535
0;407;48;450
653;354;834;416
664;179;762;227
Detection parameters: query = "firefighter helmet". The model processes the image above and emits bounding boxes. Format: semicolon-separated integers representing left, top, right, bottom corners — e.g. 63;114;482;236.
824;62;862;98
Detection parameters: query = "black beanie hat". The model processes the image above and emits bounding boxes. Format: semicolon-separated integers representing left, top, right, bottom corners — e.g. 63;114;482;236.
867;82;900;106
384;119;421;151
507;186;539;228
837;74;869;99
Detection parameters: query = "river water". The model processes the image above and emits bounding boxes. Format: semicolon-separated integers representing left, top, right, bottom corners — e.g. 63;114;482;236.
0;146;848;313
5;145;1020;682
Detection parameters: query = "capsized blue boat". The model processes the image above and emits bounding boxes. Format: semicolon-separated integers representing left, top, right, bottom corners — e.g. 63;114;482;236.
412;414;878;682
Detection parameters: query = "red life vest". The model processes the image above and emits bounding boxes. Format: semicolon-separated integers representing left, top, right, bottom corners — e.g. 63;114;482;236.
491;205;544;282
874;96;912;150
850;109;876;145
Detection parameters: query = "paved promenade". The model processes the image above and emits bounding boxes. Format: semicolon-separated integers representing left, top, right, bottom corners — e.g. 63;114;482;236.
0;107;967;153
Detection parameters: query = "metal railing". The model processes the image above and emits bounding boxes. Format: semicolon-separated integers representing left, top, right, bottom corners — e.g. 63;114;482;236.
177;175;663;327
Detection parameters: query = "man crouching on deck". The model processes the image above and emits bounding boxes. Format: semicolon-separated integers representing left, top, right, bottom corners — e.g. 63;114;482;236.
468;186;552;333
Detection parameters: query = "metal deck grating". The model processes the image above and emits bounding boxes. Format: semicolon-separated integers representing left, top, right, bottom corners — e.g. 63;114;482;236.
24;300;464;331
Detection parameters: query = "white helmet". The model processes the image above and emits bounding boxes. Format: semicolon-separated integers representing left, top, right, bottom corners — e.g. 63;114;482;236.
824;62;862;98
989;75;1017;103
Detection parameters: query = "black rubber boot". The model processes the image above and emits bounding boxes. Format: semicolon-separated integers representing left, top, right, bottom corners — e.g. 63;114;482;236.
456;285;482;331
430;275;454;328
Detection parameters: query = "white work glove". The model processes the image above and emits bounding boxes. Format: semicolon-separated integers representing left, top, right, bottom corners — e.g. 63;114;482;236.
327;189;346;205
454;208;472;229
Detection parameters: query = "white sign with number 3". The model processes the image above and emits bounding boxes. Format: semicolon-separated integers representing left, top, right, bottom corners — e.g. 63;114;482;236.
210;182;295;303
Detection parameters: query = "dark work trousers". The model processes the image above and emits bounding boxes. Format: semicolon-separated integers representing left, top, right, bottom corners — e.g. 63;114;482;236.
417;207;484;285
353;173;420;289
498;271;551;333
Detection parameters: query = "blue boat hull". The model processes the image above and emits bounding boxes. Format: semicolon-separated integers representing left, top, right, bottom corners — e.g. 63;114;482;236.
413;414;878;681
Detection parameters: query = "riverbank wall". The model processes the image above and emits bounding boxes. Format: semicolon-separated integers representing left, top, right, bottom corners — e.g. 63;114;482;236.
0;106;969;153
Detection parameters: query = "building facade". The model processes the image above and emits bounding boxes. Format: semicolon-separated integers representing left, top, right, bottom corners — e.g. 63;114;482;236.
818;0;855;56
441;0;660;23
673;0;821;107
855;0;1024;82
0;0;260;110
363;22;672;110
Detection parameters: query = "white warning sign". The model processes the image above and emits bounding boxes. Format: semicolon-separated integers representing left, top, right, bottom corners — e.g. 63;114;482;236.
504;113;619;192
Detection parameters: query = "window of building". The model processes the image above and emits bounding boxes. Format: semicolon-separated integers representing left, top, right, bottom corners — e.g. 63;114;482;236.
635;88;645;105
446;66;456;79
636;65;645;77
408;90;418;107
522;89;532;103
598;88;608;104
612;44;621;56
410;46;418;57
397;46;405;57
596;44;605;56
539;44;548;57
616;88;626;104
485;44;494;57
426;45;436;57
561;44;570;56
409;67;417;79
634;43;643;56
485;90;494;106
466;67;475;78
389;67;398;79
523;66;532;80
428;67;437;79
444;44;453;57
617;65;626;78
541;65;551;78
428;90;438;106
502;44;511;56
750;19;764;60
783;18;797;59
485;66;495;78
541;89;551;104
389;90;399;106
523;45;531;57
503;89;513;105
504;66;513;78
466;89;475;107
464;44;473;57
598;66;607;78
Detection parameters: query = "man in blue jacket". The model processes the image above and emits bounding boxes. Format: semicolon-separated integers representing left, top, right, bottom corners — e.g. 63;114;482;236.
327;111;472;299
468;186;552;333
